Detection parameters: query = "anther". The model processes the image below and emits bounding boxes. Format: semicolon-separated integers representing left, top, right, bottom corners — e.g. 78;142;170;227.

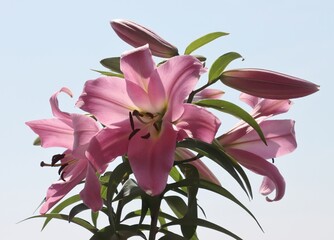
58;163;68;175
272;158;275;163
141;133;151;139
129;112;135;130
60;172;66;182
129;128;140;140
51;153;66;166
133;110;144;117
145;112;154;119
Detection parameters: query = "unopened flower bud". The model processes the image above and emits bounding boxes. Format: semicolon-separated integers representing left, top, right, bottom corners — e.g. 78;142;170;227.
111;19;179;58
220;68;319;99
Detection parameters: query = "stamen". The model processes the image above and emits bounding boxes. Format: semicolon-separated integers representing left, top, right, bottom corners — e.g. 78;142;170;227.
40;161;62;167
129;128;140;140
58;163;68;175
51;154;66;166
60;172;66;182
145;112;154;118
129;111;135;130
272;158;275;163
153;122;159;132
141;133;151;139
133;110;144;117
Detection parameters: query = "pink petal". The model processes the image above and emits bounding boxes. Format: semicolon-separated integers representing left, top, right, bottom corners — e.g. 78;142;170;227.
26;118;74;149
79;163;103;212
71;114;100;158
192;88;224;102
239;93;260;108
120;45;155;91
259;177;276;196
40;160;87;214
77;77;135;126
157;55;204;120
128;122;177;196
250;98;292;119
175;104;221;143
226;148;286;201
86;125;130;173
50;87;73;120
222;120;296;159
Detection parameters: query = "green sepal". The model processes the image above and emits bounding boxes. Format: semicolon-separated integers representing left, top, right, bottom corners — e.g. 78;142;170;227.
33;137;41;146
91;211;99;228
195;99;267;145
184;32;229;55
208;52;243;83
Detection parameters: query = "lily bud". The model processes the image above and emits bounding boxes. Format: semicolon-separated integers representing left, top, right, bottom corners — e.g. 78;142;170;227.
111;19;179;58
220;68;319;99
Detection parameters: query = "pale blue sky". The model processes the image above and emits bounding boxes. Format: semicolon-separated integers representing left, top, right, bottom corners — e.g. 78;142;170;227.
1;0;333;239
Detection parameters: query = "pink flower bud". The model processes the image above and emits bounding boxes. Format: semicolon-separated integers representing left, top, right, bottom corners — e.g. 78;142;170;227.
111;19;179;58
220;68;319;99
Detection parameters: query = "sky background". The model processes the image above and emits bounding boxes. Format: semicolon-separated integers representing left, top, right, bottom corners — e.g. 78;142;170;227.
1;0;333;239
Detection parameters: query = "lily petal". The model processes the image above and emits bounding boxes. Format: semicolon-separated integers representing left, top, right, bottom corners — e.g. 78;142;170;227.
40;160;87;214
77;77;134;125
226;148;286;201
26;118;74;149
128;122;177;196
87;125;130;173
175;104;221;143
50;87;73;121
79;163;103;212
221;120;296;159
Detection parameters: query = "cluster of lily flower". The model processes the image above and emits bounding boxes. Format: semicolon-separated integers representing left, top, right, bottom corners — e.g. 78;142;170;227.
26;19;319;239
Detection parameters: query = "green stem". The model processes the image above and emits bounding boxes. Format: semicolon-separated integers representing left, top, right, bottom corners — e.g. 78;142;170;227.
149;196;162;240
187;82;213;103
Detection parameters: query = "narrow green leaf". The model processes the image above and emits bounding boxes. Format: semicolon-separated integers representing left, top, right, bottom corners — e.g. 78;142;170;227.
25;214;97;234
100;57;122;73
177;139;250;197
184;32;229;55
91;211;99;228
198;179;262;232
91;69;124;78
68;203;89;222
208;52;243;83
42;194;81;230
196;99;267;145
113;179;143;203
164;196;188;218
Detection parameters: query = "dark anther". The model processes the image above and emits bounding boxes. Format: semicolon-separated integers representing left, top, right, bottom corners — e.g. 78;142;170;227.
51;153;66;166
58;163;68;175
133;110;143;117
129;112;135;130
129;128;140;140
145;112;154;118
141;132;151;139
272;158;275;163
60;172;66;182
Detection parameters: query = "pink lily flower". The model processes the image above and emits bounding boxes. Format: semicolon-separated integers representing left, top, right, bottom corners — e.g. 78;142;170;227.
77;45;221;196
218;94;297;201
111;19;179;58
220;68;319;99
26;88;103;214
175;148;221;186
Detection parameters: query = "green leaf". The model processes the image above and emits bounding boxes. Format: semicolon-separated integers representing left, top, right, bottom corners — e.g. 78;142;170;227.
198;179;262;231
68;203;89;222
33;137;41;146
100;57;122;73
164;196;188;218
24;214;97;234
91;211;99;228
196;99;267;145
113;179;143;203
91;69;124;78
184;32;229;55
177;139;250;197
208;52;243;83
42;194;81;230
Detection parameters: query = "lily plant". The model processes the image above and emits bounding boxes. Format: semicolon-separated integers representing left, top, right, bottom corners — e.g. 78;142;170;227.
25;19;319;240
